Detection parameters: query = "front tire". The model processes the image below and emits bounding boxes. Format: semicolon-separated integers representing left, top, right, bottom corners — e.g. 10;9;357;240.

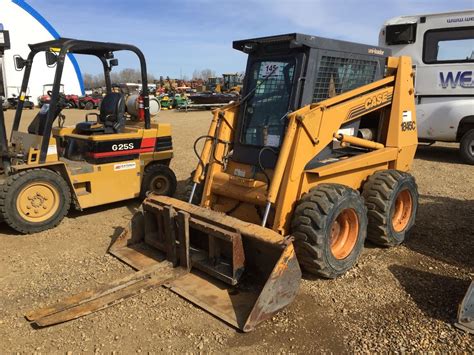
0;169;71;234
84;101;94;110
140;164;177;199
291;184;367;279
362;170;418;247
460;129;474;165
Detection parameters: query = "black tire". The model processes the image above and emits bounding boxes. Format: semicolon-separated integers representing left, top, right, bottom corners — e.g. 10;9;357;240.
362;170;418;247
460;129;474;165
84;101;94;110
140;164;177;199
291;184;368;279
183;170;203;205
0;169;71;234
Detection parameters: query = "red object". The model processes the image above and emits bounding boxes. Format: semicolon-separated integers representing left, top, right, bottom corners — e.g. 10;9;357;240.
137;95;145;121
140;137;156;148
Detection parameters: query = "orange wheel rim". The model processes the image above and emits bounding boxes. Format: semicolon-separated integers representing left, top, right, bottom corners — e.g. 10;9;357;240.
392;189;413;232
330;208;359;259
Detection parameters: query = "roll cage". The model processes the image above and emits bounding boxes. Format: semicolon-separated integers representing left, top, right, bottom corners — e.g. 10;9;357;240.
11;38;151;163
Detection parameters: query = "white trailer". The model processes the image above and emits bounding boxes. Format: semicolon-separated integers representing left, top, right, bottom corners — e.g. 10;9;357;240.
379;10;474;164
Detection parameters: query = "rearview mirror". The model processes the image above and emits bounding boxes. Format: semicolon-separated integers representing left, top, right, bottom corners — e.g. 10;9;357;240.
45;51;58;67
109;58;118;69
13;55;26;71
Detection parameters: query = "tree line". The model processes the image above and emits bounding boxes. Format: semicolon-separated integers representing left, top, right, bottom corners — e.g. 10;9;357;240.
82;68;219;89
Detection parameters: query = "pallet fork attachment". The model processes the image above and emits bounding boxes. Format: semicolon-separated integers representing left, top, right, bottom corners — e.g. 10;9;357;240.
26;195;301;332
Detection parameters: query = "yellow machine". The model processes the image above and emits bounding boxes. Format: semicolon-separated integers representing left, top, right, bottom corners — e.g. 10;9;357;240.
0;39;176;234
27;34;419;332
211;73;242;94
222;73;242;93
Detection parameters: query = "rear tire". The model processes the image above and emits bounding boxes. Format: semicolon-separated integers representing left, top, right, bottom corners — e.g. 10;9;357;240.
0;169;71;234
84;101;94;110
291;184;367;279
362;170;418;247
460;129;474;165
140;164;177;199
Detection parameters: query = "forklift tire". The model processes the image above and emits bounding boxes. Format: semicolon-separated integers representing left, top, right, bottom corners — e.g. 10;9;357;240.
183;170;203;205
460;129;474;165
84;101;94;110
362;170;418;247
0;169;71;234
291;184;367;279
140;164;177;199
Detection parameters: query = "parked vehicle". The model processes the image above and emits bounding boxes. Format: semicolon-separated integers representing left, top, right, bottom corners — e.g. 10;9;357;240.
78;93;102;110
5;86;34;109
38;83;65;107
7;93;34;109
380;10;474;164
65;94;80;108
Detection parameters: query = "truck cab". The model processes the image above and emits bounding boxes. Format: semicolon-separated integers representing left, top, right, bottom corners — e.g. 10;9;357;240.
379;10;474;164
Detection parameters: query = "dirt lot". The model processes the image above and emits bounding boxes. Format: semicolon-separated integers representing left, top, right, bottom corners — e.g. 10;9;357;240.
0;108;472;352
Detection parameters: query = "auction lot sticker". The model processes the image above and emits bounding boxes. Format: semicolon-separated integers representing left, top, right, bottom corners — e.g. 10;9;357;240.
260;62;284;78
114;162;137;171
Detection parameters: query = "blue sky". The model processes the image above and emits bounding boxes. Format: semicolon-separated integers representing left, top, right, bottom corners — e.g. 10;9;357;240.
26;0;472;78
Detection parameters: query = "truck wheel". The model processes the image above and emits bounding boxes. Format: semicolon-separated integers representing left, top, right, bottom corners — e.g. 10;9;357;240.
291;184;367;279
84;101;94;110
460;129;474;165
140;164;177;199
362;170;418;247
183;170;203;205
0;169;71;234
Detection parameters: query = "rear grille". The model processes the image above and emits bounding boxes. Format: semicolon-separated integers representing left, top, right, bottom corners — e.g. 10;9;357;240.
313;56;378;103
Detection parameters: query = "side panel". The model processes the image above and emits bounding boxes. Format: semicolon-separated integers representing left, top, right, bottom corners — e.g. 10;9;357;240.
416;96;473;141
72;159;141;208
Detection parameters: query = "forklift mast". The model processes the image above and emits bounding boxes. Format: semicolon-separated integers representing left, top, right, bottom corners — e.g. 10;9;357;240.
0;29;10;171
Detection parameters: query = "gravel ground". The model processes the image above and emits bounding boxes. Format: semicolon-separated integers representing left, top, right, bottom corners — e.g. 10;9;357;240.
0;108;472;353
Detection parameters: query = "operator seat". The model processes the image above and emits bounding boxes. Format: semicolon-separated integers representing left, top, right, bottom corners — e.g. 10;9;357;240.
75;93;125;135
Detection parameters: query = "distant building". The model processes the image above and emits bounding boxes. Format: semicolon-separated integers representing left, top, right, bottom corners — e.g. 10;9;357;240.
0;0;83;101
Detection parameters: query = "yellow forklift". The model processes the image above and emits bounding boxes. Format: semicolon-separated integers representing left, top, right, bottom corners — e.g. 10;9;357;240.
0;39;176;234
27;34;419;331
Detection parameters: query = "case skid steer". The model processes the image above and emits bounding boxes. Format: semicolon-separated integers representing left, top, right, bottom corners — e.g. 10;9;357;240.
0;39;176;234
27;34;419;332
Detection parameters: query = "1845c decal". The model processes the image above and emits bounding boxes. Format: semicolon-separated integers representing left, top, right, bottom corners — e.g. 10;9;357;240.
401;110;416;131
401;121;416;131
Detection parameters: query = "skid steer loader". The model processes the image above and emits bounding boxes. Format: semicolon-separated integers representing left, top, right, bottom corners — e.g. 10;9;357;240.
0;39;176;234
27;34;419;332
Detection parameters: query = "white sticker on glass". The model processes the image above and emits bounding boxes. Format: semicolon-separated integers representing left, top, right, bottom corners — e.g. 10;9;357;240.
259;62;284;78
266;134;280;147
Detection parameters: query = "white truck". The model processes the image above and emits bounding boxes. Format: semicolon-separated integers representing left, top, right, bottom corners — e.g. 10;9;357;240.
379;10;474;164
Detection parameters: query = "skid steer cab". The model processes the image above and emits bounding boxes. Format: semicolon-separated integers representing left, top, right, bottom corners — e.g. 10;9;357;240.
0;39;176;234
27;34;419;332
